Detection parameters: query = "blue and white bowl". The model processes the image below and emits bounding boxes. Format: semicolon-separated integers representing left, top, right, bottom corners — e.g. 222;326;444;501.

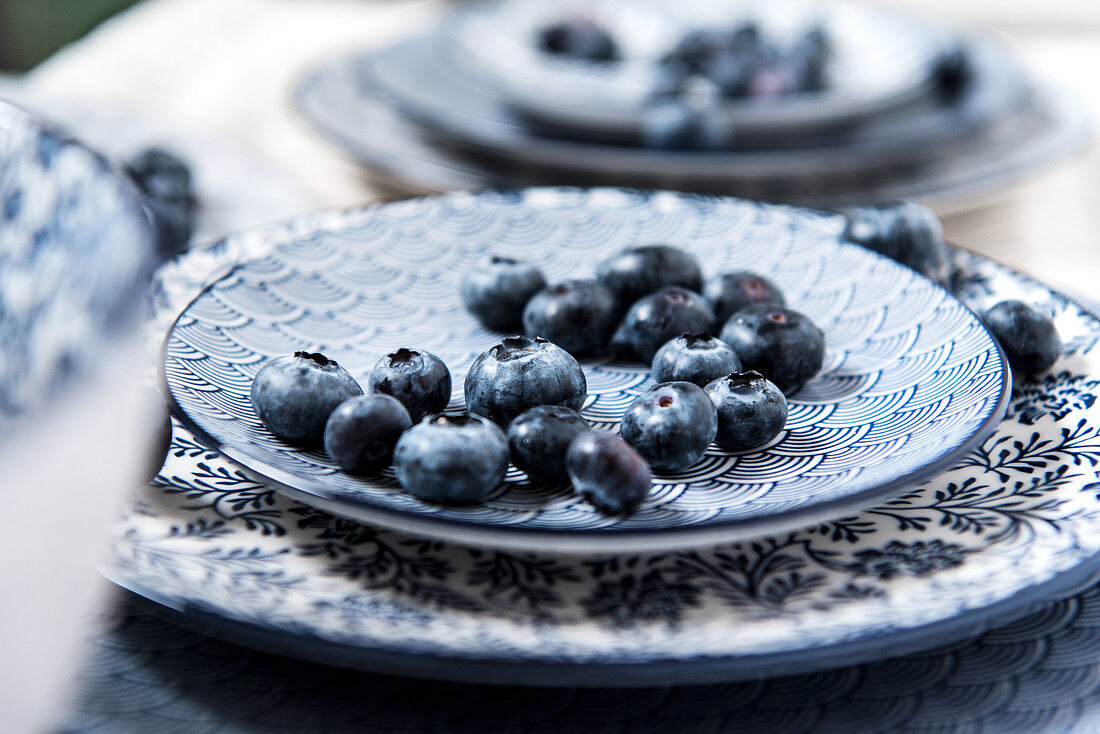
0;98;155;430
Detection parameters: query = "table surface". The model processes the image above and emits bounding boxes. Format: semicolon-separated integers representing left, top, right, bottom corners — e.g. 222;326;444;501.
16;1;1100;731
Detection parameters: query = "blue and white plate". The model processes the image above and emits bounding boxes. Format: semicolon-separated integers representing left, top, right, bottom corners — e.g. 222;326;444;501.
447;0;950;143
162;189;1008;553
111;195;1100;685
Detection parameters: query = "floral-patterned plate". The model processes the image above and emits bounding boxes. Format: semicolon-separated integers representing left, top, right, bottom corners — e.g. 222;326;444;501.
161;189;1008;553
115;194;1100;685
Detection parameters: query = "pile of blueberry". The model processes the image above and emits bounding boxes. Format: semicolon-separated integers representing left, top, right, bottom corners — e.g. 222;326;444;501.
247;202;1063;517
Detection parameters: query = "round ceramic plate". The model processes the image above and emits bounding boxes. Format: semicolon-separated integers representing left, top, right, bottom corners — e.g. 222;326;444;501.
447;0;949;142
294;39;1090;209
163;189;1008;553
115;208;1100;685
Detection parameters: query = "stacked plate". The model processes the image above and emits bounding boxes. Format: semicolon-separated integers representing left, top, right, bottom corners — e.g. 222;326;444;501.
294;0;1090;208
127;185;1100;688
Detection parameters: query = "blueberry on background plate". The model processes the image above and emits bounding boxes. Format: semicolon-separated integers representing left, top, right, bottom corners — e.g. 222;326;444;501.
595;245;704;309
461;256;547;332
539;17;619;62
983;300;1063;376
124;147;196;259
720;304;825;394
651;332;741;387
566;430;652;515
522;279;618;355
507;405;590;484
464;335;587;425
704;271;786;324
393;413;509;506
249;351;363;445
705;370;788;451
323;394;411;474
618;286;715;362
842;202;949;283
368;347;451;421
620;381;718;472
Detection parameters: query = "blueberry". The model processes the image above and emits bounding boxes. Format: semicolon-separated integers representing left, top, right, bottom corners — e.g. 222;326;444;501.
539;18;619;62
393;414;509;505
842;202;949;283
323;394;411;474
250;351;363;445
464;335;587;425
523;279;618;355
620;381;717;472
507;405;590;483
705;370;788;450
595;245;704;308
125;147;192;204
125;147;196;259
461;256;547;332
703;53;751;98
640;100;699;150
720;305;825;394
704;272;786;324
934;44;972;100
652;332;741;386
983;300;1063;377
618;286;715;362
368;347;451;421
566;430;652;514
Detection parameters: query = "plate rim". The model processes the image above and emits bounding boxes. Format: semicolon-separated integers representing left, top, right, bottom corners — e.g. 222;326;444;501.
160;187;1011;554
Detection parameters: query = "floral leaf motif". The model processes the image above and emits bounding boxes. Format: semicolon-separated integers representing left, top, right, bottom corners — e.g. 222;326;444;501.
663;538;845;611
467;553;581;612
807;516;879;544
582;570;701;627
159;462;286;536
847;540;971;580
958;422;1100;483
290;506;381;550
1010;372;1100;425
318;533;481;613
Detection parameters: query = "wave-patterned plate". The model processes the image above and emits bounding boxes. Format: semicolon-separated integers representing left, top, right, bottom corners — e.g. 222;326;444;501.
162;188;1008;552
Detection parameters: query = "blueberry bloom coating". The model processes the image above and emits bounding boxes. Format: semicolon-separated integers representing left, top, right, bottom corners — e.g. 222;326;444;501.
652;333;742;386
507;405;590;483
393;414;509;505
461;256;547;332
703;272;786;324
620;381;718;472
720;305;825;394
250;351;363;445
464;336;587;425
842;202;948;283
619;286;715;362
323;394;411;474
705;370;788;451
523;279;618;355
566;430;652;515
983;300;1063;377
368;347;451;421
595;245;704;309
